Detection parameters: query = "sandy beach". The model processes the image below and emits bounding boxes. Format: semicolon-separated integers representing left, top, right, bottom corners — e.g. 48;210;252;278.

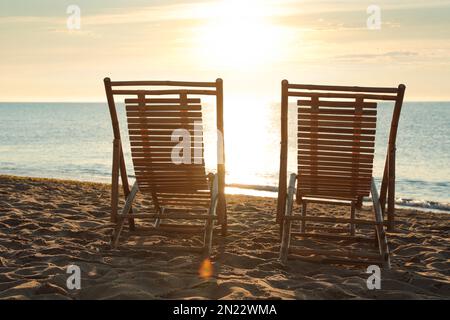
0;175;448;300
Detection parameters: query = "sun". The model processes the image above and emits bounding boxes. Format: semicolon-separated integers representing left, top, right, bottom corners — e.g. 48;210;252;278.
193;0;284;70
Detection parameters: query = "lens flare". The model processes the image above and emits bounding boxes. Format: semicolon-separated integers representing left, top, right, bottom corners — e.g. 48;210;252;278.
199;258;213;279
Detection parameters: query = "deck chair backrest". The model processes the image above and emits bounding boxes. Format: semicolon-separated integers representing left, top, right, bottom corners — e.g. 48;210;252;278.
277;82;406;230
104;79;226;214
297;96;377;201
125;92;210;208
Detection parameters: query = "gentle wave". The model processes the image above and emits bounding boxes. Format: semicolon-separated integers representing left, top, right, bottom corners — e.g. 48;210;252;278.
395;198;450;212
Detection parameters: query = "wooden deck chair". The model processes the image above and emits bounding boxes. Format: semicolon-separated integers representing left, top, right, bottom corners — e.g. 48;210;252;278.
277;81;406;267
103;78;227;255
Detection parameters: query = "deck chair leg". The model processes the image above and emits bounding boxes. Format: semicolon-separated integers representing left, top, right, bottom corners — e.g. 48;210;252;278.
154;207;164;228
111;139;121;223
111;216;127;249
128;214;135;231
374;227;380;247
110;181;139;249
279;216;292;263
203;215;214;257
220;199;227;237
355;196;363;209
204;174;219;256
300;201;307;233
371;178;391;269
280;174;297;262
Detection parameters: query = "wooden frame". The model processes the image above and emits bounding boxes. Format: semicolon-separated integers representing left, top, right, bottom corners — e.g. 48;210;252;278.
104;78;227;255
277;81;406;231
278;81;405;267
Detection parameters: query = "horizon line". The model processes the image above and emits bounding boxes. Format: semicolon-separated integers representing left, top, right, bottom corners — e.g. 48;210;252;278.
1;99;450;104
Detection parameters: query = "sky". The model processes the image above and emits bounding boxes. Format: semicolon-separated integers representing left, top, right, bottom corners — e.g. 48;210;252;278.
1;0;449;101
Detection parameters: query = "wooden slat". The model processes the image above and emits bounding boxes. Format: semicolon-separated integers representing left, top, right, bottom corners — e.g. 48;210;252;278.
299;174;372;181
132;150;204;156
127;117;202;124
112;80;216;87
113;89;217;95
298;185;370;193
298;187;370;194
158;196;210;202
134;163;205;168
298;100;377;108
298;150;374;159
298;114;376;123
135;172;206;178
298;160;372;169
126;98;201;103
298;122;375;131
298;189;361;198
135;171;207;177
129;135;188;142
126;106;202;112
127;123;202;130
299;108;377;116
131;146;203;152
299;145;374;153
298;127;375;135
137;180;208;185
297;133;375;141
299;166;372;174
124;213;212;219
139;187;207;194
127;110;202;120
298;189;370;196
156;191;210;196
132;160;204;166
159;202;209;207
299;168;372;175
289;84;398;93
298;185;369;192
137;178;208;184
299;177;371;184
301;199;352;206
298;155;373;164
129;130;202;136
297;193;358;201
156;195;210;200
288;91;397;101
131;142;203;149
298;138;374;148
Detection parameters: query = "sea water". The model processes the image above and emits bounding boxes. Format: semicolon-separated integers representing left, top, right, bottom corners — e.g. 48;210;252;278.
0;101;448;211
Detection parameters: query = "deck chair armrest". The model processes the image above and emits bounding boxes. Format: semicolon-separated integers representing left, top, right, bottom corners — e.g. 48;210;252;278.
119;181;139;218
285;173;297;217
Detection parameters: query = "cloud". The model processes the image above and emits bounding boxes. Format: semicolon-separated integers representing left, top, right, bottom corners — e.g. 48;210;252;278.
333;51;419;63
